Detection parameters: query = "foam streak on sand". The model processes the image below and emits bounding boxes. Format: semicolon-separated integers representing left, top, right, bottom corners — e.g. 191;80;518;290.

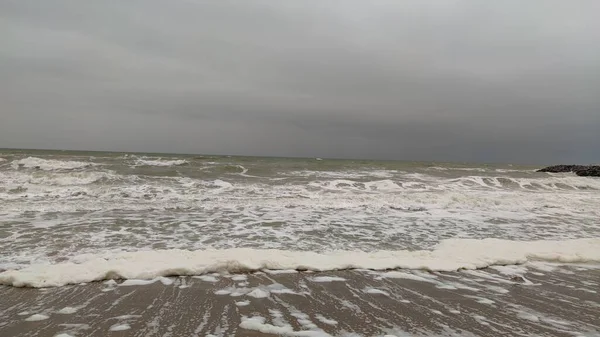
1;238;599;287
24;314;49;321
2;265;599;337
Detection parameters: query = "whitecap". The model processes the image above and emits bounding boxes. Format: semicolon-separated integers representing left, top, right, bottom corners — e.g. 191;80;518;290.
11;157;95;171
2;237;598;288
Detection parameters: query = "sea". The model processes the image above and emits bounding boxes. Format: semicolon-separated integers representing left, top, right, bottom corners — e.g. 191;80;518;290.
0;148;599;287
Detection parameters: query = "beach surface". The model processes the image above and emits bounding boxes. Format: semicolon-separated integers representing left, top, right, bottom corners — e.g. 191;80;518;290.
2;264;599;337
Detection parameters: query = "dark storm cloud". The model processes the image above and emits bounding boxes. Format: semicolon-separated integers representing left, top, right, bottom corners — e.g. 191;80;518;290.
1;0;599;163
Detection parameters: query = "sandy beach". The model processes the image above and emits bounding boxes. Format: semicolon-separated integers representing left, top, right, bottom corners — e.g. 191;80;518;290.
1;264;598;337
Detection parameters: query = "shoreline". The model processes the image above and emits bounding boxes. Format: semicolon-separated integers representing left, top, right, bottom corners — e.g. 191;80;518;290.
2;237;599;288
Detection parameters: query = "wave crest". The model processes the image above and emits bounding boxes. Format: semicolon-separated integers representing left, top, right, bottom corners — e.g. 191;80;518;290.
11;157;95;171
134;158;188;167
1;237;598;288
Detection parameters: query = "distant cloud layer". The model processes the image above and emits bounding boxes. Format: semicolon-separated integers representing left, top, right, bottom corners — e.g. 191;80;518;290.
1;0;599;163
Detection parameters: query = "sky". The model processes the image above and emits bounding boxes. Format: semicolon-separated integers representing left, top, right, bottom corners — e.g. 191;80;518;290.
1;0;599;164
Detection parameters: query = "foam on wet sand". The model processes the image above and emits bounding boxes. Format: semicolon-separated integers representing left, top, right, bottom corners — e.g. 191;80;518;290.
1;264;599;337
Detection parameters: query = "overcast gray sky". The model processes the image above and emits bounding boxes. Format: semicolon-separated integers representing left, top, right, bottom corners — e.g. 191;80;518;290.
1;0;599;164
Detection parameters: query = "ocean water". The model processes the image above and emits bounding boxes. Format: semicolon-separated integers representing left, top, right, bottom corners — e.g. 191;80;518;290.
0;149;599;287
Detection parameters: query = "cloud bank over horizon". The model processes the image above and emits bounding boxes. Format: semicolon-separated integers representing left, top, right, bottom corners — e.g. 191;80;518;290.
1;0;599;164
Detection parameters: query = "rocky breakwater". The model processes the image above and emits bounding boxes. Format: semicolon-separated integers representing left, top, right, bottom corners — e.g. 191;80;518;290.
537;165;600;177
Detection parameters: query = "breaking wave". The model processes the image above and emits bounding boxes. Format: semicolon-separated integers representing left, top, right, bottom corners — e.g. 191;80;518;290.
1;237;598;287
11;157;95;171
134;158;188;167
0;170;118;188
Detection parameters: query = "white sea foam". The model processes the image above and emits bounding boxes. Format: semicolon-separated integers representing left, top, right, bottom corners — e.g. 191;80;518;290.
231;274;248;281
56;306;79;314
240;316;331;336
119;277;172;286
428;166;488;172
134;158;188;167
311;276;347;283
25;314;49;321
193;275;219;283
1;238;598;288
214;289;231;295
315;314;337;326
11;157;95;171
364;288;389;296
287;170;396;179
247;288;270;298
109;324;131;331
0;170;117;189
517;312;540;322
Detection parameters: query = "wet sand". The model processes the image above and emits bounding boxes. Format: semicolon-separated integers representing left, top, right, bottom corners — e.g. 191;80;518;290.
1;264;599;337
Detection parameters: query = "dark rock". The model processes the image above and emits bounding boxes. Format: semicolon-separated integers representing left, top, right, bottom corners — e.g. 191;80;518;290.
537;165;600;177
576;166;600;177
537;165;588;173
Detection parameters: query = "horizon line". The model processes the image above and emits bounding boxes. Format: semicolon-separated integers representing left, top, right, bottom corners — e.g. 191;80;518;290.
0;146;552;167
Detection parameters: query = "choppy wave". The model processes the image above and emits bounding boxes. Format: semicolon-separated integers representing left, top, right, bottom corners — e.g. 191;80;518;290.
11;157;95;171
2;172;599;223
310;175;600;192
287;170;396;179
427;166;488;172
1;238;598;287
0;170;118;187
134;158;188;167
445;175;600;191
2;152;599;290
